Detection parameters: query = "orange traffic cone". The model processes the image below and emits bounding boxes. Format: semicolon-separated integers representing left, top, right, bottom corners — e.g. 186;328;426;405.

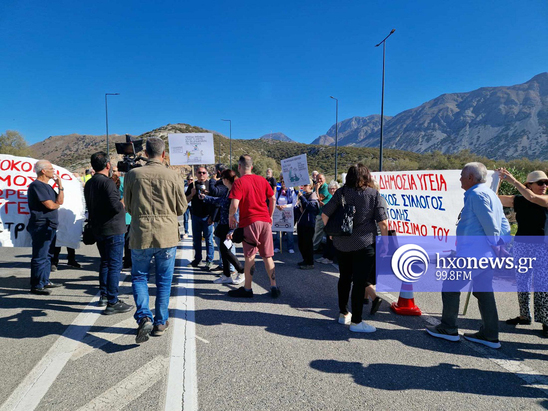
390;282;422;316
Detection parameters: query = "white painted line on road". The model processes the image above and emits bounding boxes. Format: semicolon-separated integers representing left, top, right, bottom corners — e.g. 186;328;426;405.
165;243;198;411
71;317;136;361
195;335;210;344
77;356;169;411
0;293;101;411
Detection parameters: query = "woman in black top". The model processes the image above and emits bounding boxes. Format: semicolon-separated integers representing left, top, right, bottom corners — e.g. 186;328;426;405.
322;164;388;333
498;168;548;338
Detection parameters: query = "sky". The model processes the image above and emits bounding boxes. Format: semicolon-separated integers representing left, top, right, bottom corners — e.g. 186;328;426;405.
1;0;547;146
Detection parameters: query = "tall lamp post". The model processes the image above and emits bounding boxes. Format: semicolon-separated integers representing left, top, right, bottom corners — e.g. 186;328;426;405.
375;28;395;171
329;96;339;181
221;119;232;168
105;93;120;158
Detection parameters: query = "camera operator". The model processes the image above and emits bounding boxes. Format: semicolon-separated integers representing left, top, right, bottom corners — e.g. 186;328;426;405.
185;166;215;270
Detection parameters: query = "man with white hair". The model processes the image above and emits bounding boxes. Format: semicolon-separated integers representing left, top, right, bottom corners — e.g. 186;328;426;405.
27;160;64;295
426;162;510;349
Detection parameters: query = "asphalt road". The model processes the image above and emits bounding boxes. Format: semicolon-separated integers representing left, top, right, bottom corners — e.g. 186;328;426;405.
0;235;547;410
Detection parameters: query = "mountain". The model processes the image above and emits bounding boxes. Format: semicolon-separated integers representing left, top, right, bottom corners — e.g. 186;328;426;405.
259;132;293;142
313;73;548;160
311;115;391;146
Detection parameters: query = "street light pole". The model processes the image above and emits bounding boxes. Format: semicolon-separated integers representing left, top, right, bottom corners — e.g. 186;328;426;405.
375;29;395;171
221;119;232;168
330;96;339;181
105;93;119;158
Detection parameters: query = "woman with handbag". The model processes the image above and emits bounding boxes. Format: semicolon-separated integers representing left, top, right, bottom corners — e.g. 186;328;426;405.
322;164;388;333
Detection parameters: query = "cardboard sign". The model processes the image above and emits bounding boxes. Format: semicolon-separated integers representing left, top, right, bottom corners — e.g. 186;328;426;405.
168;133;215;165
272;207;294;232
281;154;310;187
371;170;499;243
0;155;86;248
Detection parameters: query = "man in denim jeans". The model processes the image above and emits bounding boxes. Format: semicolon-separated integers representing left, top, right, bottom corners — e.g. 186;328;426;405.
124;137;187;344
84;152;133;315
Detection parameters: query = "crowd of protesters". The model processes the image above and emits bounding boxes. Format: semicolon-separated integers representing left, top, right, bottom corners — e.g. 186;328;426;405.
26;141;548;344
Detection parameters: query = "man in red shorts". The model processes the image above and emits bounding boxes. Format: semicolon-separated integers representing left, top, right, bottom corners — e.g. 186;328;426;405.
228;155;280;298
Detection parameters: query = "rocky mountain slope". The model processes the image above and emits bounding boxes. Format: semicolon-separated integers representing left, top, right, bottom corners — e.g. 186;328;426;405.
259;132;293;142
314;73;548;160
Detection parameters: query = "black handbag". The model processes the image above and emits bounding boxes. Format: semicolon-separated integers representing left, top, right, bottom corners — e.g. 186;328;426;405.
82;221;96;245
324;189;355;237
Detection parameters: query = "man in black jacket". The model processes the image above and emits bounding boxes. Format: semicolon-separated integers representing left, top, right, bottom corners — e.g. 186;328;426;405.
84;152;133;314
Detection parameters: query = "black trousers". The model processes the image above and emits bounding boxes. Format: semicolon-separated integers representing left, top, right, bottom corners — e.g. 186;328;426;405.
215;224;244;277
297;225;315;265
50;245;76;266
337;245;375;324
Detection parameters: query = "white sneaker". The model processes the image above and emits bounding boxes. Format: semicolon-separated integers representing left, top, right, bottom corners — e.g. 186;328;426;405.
288;249;295;254
349;321;376;333
213;276;233;284
321;258;333;264
232;274;245;284
338;313;352;325
274;248;280;253
316;257;326;263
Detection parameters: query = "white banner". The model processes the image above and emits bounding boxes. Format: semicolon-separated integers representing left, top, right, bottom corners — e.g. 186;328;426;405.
272;207;294;232
168;133;215;165
281;154;310;187
0;155;86;248
372;170;499;244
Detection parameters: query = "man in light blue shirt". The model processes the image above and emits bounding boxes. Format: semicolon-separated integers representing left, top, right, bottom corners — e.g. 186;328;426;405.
427;162;510;349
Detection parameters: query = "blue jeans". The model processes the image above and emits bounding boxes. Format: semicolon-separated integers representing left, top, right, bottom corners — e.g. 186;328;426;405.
28;224;56;289
95;234;124;304
131;247;177;325
191;215;214;263
183;208;190;234
273;230;294;250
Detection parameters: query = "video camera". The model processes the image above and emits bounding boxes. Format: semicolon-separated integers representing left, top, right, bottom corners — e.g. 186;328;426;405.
115;134;146;173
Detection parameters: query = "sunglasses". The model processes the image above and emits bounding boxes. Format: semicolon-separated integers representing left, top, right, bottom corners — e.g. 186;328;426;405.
197;171;207;174
534;181;548;186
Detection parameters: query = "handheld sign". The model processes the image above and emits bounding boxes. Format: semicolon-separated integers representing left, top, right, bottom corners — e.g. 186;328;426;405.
168;133;215;165
272;207;294;232
0;155;85;248
281;154;310;187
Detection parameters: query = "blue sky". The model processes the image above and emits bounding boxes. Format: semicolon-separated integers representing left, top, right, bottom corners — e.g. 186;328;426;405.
1;0;547;145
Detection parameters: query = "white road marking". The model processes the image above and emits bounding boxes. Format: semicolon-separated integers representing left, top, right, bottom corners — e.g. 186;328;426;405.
0;293;101;411
71;317;136;360
76;356;168;411
165;243;198;411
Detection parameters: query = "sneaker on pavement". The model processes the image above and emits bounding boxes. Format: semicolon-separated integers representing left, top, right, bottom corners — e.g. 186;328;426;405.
274;248;280;253
30;288;51;296
202;262;214;271
227;286;253;298
463;332;501;349
425;325;460;342
299;264;314;270
214;276;234;284
182;233;189;239
315;257;326;263
67;260;81;269
232;274;245;284
188;260;201;267
97;295;108;307
50;264;57;272
350;321;376;333
288;249;295;254
211;265;223;272
270;286;281;298
152;321;169;337
45;281;62;289
136;317;153;344
370;297;382;315
338;313;352;325
321;258;333;264
103;300;134;315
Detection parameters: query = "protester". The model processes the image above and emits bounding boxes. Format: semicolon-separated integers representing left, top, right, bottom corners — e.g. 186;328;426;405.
50;246;81;270
227;155;280;298
84;152;133;314
82;169;92;185
295;181;319;269
201;169;245;284
208;163;235;273
124;137;187;343
322;164;388;333
265;168;277;191
426;162;510;348
181;174;193;239
27;160;64;295
273;174;297;254
497;168;548;338
116;172;132;270
311;170;319;184
186;166;215;270
317;180;339;265
313;173;331;253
